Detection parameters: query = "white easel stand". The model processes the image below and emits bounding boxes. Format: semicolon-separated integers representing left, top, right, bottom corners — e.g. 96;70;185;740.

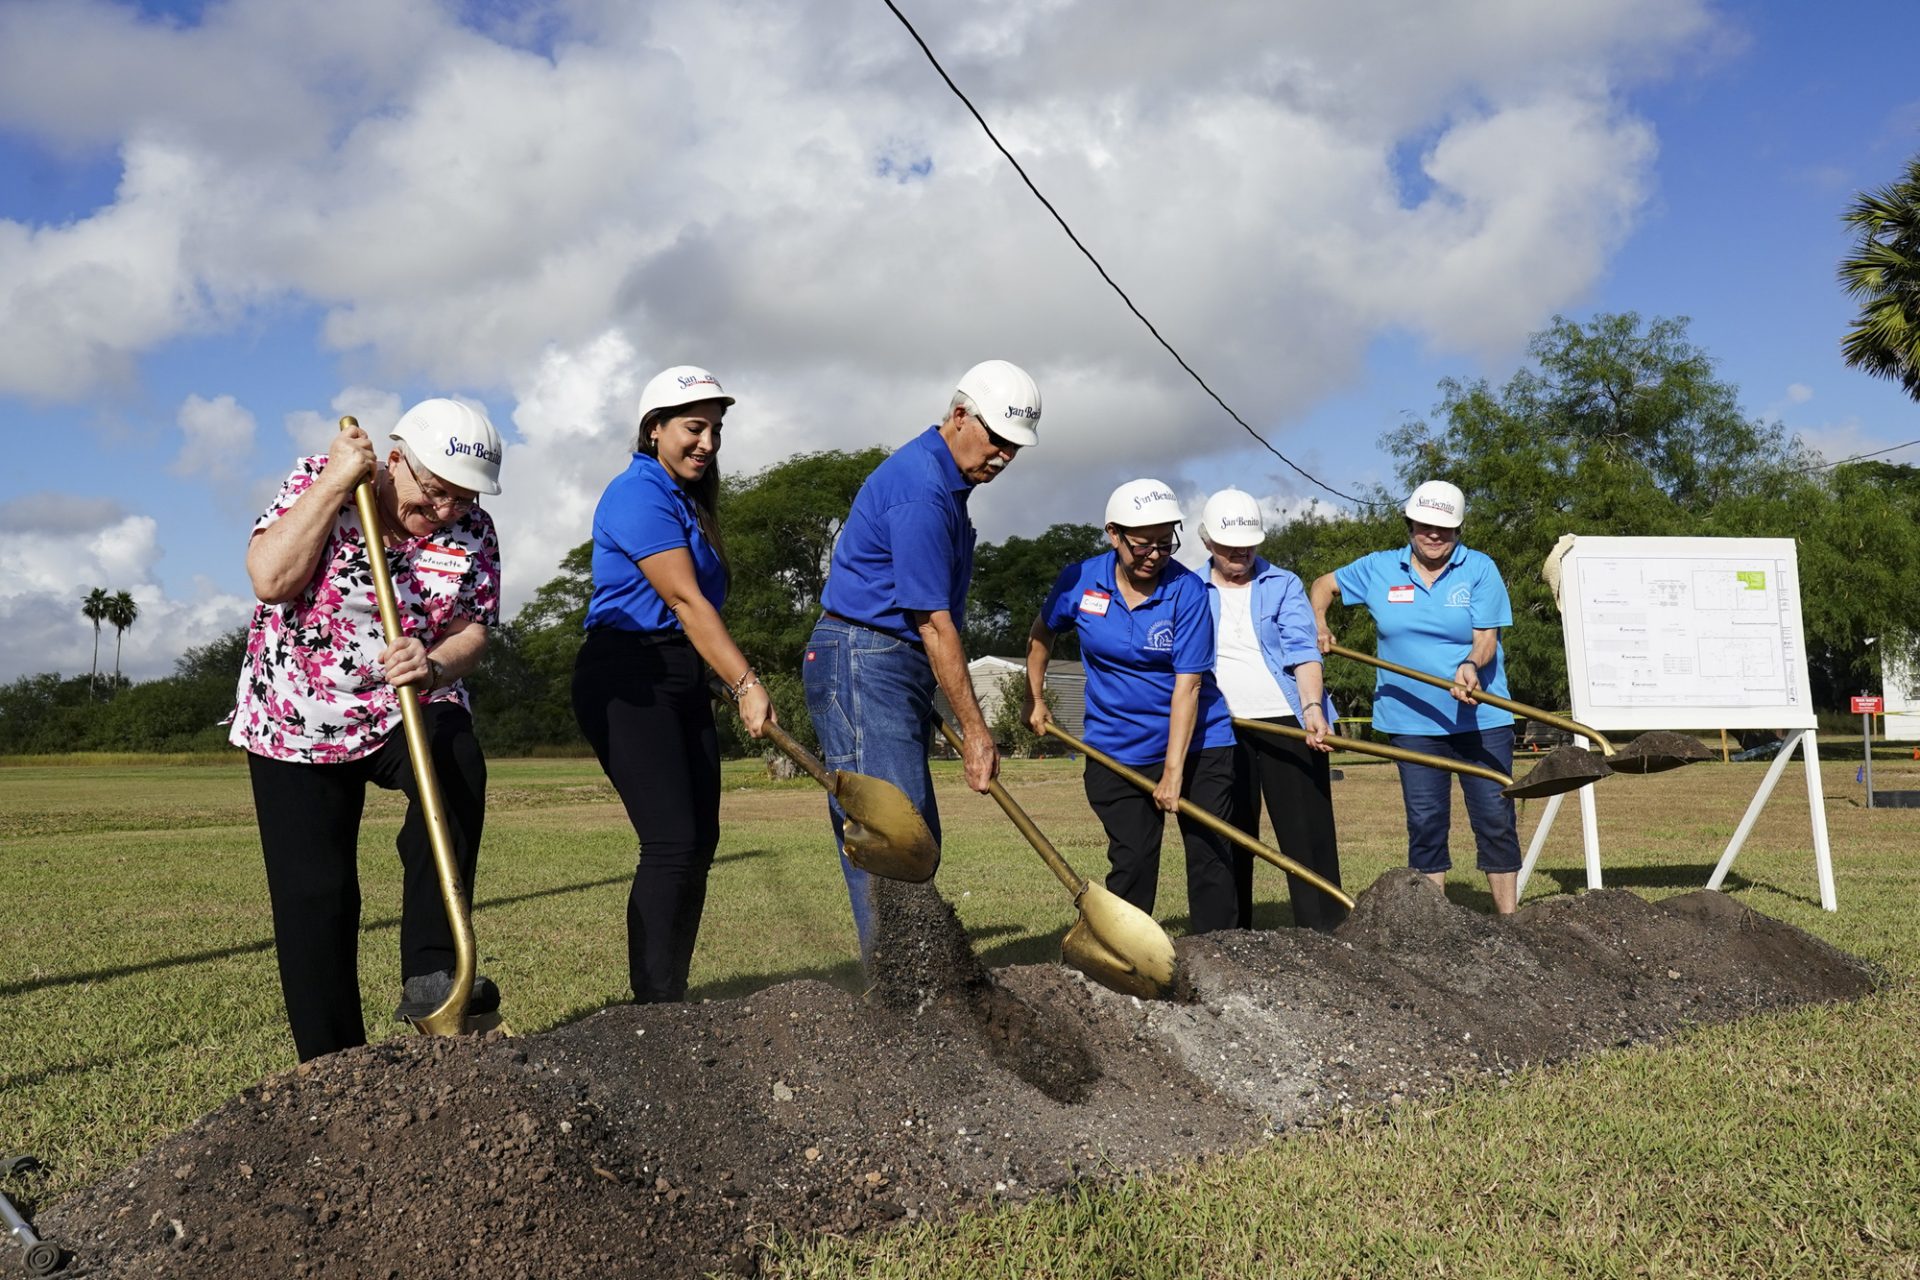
1515;730;1836;911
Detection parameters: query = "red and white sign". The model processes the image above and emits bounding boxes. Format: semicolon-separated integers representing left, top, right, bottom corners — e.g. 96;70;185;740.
1851;695;1884;715
1387;584;1416;603
1078;589;1112;616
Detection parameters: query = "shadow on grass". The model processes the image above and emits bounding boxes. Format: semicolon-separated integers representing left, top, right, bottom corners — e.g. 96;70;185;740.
1532;864;1760;896
0;874;638;998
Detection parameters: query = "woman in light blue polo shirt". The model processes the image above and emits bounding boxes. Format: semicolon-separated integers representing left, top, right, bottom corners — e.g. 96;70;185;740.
1024;479;1239;933
571;365;774;1003
1308;480;1520;913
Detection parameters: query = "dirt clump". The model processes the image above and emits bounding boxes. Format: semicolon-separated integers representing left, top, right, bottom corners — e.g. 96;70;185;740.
39;873;1878;1278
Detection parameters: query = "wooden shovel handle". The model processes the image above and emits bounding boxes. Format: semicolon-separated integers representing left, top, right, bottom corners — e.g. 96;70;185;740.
1326;643;1613;755
1042;724;1355;911
933;714;1085;897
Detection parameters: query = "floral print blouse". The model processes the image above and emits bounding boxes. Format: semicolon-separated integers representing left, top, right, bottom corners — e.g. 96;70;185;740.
229;455;502;763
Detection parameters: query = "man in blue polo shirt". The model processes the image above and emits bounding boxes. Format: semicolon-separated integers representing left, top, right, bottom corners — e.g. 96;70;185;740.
804;360;1042;957
1308;480;1522;913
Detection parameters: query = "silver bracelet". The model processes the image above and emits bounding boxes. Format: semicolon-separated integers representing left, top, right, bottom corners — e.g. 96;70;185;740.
733;670;761;696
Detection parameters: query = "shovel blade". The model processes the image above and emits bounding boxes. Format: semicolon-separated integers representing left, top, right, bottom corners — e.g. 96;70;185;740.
1605;731;1715;775
1060;885;1177;999
1502;746;1614;799
833;772;939;882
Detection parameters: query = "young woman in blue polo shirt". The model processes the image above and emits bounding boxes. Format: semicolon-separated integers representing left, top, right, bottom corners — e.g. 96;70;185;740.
1024;479;1239;933
571;365;774;1002
1308;480;1521;914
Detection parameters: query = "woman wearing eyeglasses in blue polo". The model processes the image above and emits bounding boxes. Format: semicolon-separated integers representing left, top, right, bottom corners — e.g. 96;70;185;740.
1022;479;1238;933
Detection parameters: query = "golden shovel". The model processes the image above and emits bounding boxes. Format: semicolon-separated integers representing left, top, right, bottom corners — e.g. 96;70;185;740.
707;677;937;882
341;416;489;1037
933;714;1174;999
1323;644;1619;798
1231;716;1515;786
1040;724;1357;912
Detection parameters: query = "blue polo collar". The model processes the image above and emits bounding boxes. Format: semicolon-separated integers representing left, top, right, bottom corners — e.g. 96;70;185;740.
914;425;973;496
1396;542;1468;573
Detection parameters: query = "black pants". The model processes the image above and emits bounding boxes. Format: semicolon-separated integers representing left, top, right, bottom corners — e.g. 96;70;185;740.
1229;717;1347;931
572;628;720;1004
1083;745;1238;934
248;703;487;1062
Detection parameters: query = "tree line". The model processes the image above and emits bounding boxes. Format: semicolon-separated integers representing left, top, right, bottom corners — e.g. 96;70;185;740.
6;310;1918;757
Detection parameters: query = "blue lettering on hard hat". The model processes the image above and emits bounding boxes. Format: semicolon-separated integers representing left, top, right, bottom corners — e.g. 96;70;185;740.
445;437;503;464
678;374;720;390
1003;405;1039;419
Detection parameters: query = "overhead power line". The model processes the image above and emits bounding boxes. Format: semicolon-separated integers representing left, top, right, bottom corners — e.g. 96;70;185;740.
879;0;1379;508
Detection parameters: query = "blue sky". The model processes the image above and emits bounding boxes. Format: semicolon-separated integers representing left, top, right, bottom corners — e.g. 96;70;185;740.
1;0;1915;683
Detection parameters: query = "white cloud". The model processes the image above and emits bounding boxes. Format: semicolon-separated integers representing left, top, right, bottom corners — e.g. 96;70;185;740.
283;385;404;455
0;499;251;682
1786;382;1813;404
171;393;256;484
0;0;1721;615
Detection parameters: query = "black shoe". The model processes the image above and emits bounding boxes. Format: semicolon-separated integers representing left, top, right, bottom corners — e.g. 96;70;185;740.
394;970;502;1022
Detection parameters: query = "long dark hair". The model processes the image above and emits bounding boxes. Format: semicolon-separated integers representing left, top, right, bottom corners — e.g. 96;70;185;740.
638;406;730;582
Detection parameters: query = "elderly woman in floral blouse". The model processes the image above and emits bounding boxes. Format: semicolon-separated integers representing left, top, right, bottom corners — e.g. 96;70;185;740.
230;401;504;1061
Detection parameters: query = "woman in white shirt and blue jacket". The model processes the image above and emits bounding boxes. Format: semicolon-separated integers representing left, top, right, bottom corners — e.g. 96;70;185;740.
1199;488;1347;932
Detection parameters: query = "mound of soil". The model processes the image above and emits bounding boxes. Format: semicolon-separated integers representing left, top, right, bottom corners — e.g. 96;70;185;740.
37;873;1877;1278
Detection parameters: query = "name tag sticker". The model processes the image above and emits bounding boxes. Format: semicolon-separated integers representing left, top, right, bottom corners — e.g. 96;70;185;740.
1387;584;1416;603
1079;590;1112;616
417;543;469;577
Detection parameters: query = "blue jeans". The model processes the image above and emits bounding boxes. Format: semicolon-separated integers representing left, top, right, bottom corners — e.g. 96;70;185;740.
802;618;941;960
1387;726;1520;875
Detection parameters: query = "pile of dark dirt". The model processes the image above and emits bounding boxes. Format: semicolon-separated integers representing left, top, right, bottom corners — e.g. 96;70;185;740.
38;873;1878;1278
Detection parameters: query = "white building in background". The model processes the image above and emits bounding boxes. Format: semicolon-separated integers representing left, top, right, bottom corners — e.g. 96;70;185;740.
1881;645;1920;742
934;655;1087;744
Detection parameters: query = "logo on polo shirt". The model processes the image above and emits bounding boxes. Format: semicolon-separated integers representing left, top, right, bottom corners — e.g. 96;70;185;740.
1144;621;1174;652
1447;585;1472;608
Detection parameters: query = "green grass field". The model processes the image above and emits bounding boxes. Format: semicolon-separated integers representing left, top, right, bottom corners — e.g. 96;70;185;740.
4;750;1918;1277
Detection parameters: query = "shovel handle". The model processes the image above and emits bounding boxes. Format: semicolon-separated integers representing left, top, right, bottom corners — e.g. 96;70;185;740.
1042;724;1356;911
1326;643;1614;756
1232;717;1514;786
706;676;836;791
341;416;474;1036
932;713;1085;898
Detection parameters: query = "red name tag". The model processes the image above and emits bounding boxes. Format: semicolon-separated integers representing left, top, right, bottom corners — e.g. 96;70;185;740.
417;542;469;577
1387;584;1416;603
1079;589;1112;616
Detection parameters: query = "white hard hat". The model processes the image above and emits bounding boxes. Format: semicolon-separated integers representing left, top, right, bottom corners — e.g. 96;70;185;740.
1201;488;1264;547
637;365;735;426
1105;478;1183;529
1404;479;1465;528
954;359;1042;447
391;399;503;495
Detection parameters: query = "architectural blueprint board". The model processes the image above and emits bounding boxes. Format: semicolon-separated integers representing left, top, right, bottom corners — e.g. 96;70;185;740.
1559;536;1816;732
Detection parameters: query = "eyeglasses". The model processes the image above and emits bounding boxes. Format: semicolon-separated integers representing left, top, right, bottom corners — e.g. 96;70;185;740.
1117;530;1180;557
401;454;478;516
977;416;1021;455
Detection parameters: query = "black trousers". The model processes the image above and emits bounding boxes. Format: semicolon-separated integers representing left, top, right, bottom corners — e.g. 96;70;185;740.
1228;717;1347;931
572;628;720;1004
1083;745;1238;934
248;703;487;1062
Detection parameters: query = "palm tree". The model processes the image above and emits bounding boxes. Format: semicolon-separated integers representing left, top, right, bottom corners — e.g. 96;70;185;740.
82;587;110;692
1839;155;1920;401
107;590;139;692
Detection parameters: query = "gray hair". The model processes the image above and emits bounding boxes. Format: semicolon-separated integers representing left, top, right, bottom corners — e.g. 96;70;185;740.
948;390;982;423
